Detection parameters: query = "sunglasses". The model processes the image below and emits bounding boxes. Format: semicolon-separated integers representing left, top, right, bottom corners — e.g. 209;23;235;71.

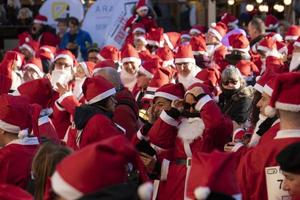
222;79;238;86
183;102;197;110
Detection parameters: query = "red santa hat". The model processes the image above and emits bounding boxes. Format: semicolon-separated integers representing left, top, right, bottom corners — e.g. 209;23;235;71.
154;83;185;101
254;70;277;94
139;58;161;78
188;151;240;199
180;31;191;41
0;184;33;200
0;52;19;93
265;73;300;117
147;28;164;47
93;59;116;75
51;135;153;200
220;13;239;28
263;78;277;97
18;32;32;46
17;78;53;109
208;22;227;41
293;36;300;48
23;57;44;78
265;15;279;31
190;35;207;55
20;40;40;56
257;37;276;53
143;67;171;100
228;33;250;53
82;76;116;104
276;41;288;55
195;67;221;87
236;60;259;77
285;25;300;41
189;25;206;35
121;44;141;65
266;32;283;42
79;61;95;77
186;82;213;98
132;23;146;34
38;45;56;60
163;32;181;50
53;49;75;67
156;46;174;67
33;14;48;25
136;0;148;13
174;44;195;64
99;45;120;62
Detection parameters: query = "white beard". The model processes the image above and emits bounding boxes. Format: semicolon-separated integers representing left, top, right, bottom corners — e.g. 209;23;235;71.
206;44;216;58
248;114;268;147
177;117;205;144
73;77;86;100
289;52;300;72
51;69;73;90
178;66;200;89
120;69;137;91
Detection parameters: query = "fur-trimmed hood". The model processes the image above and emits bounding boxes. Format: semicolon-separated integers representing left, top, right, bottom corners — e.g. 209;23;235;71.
231;86;254;101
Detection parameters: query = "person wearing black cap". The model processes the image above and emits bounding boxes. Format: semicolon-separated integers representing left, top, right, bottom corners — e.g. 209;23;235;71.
276;141;300;198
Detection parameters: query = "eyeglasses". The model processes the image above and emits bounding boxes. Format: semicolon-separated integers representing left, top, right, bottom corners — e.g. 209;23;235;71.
222;79;238;86
183;102;197;110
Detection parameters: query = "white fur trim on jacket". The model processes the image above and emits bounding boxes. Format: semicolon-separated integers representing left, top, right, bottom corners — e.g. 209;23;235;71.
195;95;212;111
138;182;153;200
160;159;170;181
194;186;211;200
56;91;74;105
275;129;300;139
160;110;179;126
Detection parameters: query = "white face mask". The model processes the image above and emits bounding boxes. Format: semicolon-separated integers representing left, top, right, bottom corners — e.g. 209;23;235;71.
289;52;300;72
73;77;86;99
51;69;73;90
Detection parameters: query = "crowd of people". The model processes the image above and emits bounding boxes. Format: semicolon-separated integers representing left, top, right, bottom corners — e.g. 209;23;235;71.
1;0;300;199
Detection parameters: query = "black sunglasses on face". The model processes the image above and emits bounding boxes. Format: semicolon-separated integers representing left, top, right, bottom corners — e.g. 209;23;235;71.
183;102;197;110
222;79;238;86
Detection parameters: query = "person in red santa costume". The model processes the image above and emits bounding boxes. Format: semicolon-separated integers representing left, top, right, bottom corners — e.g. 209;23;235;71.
205;22;227;59
146;82;233;200
0;94;40;189
236;72;300;200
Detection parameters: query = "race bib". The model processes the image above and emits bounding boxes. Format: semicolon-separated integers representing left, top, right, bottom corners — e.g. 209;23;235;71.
265;166;292;200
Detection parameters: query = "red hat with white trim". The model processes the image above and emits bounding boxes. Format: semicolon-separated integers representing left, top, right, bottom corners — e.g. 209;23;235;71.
174;44;195;64
186;82;213;97
82;76;116;104
38;45;56;60
17;78;53;109
208;22;227;41
23;57;44;78
53;49;75;67
18;32;32;46
285;25;300;41
139;58;161;78
51;135;152;200
136;0;148;13
163;32;181;50
220;13;239;28
265;72;300;117
228;33;250;53
79;61;95;77
0;184;33;200
257;37;277;53
156;46;174;67
195;67;221;87
293;36;300;48
143;67;171;100
263;78;277;97
93;59;116;75
121;44;141;65
254;70;277;94
265;15;279;31
276;41;288;56
236;60;259;77
132;23;146;34
147;28;164;47
187;151;240;200
266;32;283;42
33;14;48;25
190;35;207;56
180;31;191;41
20;40;40;56
189;25;206;35
99;45;120;62
154;83;185;101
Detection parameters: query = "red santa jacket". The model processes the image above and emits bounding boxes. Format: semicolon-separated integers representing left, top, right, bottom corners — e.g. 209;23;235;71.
38;31;60;47
124;15;157;33
236;129;300;200
0;137;39;189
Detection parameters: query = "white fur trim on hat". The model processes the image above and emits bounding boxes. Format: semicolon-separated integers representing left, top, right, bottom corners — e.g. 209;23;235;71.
54;54;73;67
147;40;164;48
266;23;279;30
135;36;148;45
79;62;90;77
136;6;148;13
257;45;271;53
195;95;212;111
228;19;239;26
40;46;54;59
24;64;44;78
193;51;207;56
194;186;211;200
294;41;300;48
265;105;276;117
263;84;273;97
190;28;201;35
51;171;83;200
160;110;179;126
0;120;20;134
229;46;250;53
208;27;223;41
175;58;196;64
34;19;47;24
137;129;149;140
163;33;174;50
139;66;154;78
133;27;146;34
122;57;141;66
162;59;174;67
154;91;179;101
285;35;299;41
138;182;153;200
87;88;116;104
20;44;34;55
275;101;300;112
